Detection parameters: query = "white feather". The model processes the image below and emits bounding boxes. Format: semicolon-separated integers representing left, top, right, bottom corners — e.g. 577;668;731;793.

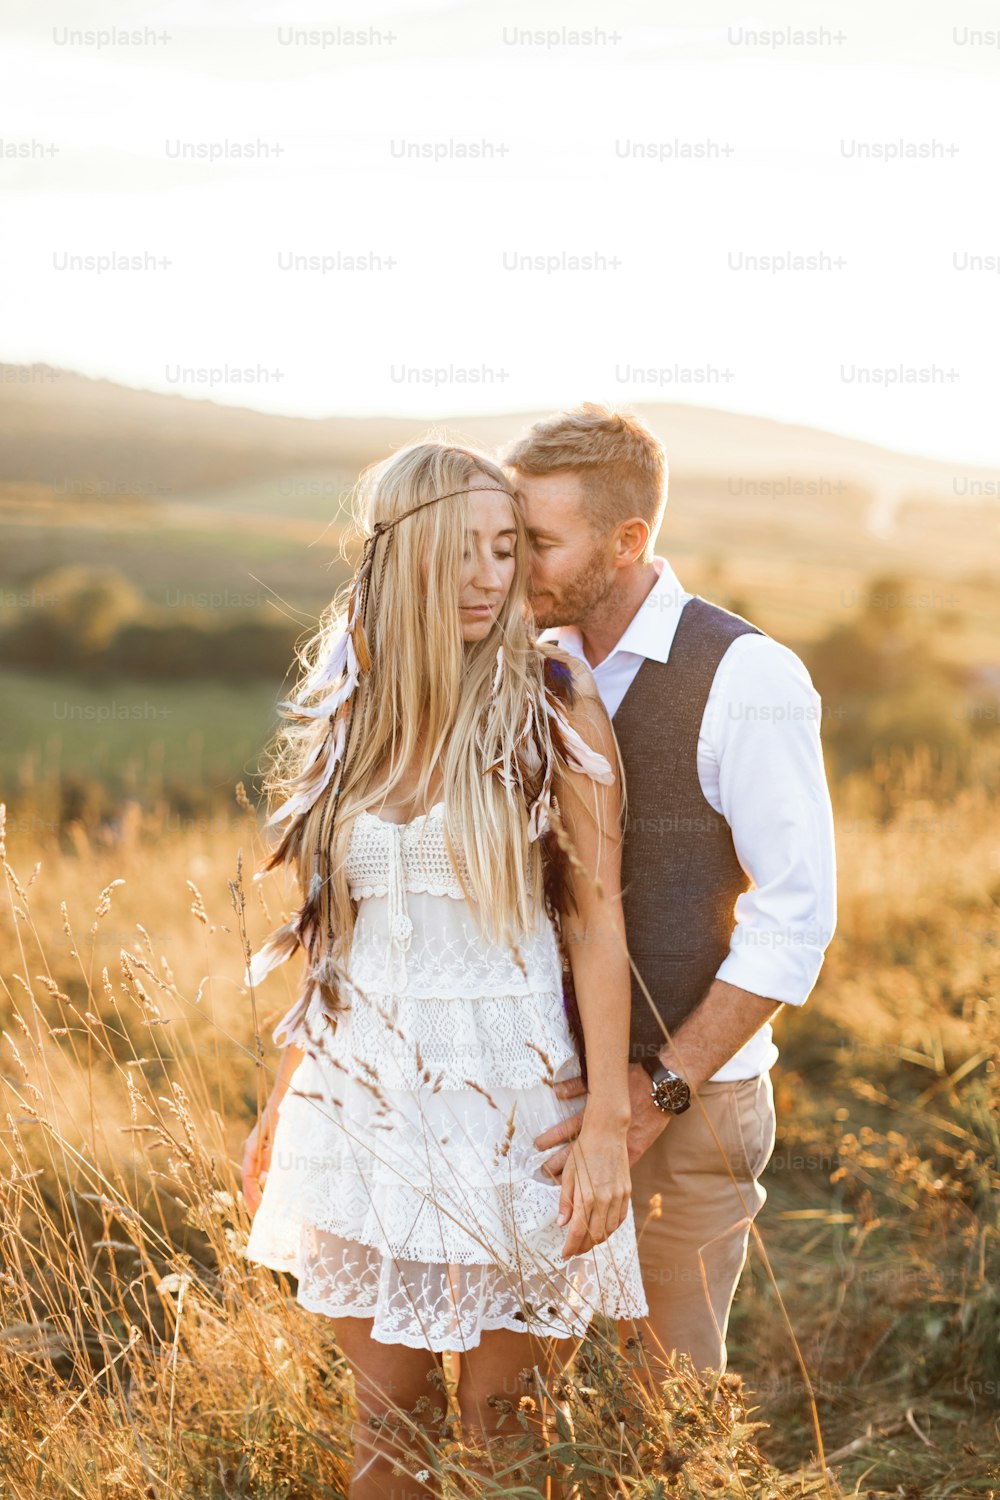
544;698;615;783
243;919;300;986
265;716;346;828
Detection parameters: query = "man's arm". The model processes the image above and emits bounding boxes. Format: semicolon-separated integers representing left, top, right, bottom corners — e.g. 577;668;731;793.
708;633;838;1004
542;980;782;1172
609;978;782;1169
654;980;782;1091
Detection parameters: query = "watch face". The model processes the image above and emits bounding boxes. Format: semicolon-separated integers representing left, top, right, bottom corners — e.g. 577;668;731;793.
651;1071;691;1113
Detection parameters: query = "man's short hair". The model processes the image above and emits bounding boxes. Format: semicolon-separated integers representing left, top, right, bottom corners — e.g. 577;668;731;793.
504;402;667;557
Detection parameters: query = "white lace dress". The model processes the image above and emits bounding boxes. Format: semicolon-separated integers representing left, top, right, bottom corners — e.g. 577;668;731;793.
243;800;649;1351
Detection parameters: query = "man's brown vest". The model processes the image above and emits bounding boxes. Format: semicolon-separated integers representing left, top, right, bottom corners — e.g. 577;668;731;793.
612;595;766;1065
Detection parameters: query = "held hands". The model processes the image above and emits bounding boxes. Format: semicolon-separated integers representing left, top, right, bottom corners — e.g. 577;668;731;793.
556;1118;631;1258
535;1062;673;1198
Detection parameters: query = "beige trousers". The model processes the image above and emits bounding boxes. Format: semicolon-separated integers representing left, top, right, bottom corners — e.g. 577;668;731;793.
621;1072;777;1378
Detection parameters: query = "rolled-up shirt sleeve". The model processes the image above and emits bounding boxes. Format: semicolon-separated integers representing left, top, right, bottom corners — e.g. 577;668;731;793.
706;635;837;1004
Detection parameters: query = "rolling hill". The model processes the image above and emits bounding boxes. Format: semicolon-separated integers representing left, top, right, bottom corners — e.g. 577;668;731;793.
1;364;996;665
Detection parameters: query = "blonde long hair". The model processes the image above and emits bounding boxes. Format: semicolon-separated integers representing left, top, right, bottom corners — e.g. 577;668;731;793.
257;438;601;1014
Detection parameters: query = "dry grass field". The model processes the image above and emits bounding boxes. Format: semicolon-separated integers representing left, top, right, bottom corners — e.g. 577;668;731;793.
0;744;996;1498
1;369;997;1496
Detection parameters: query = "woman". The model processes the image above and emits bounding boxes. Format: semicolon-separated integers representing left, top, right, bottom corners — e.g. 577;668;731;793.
240;440;647;1494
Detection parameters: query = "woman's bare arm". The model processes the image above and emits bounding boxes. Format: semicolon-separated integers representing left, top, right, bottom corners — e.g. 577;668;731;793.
550;657;631;1128
267;1040;306;1110
545;656;633;1253
242;1040;306;1215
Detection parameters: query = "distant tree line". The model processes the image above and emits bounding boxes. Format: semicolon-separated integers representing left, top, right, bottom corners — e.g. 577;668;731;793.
1;564;297;681
2;564;995;796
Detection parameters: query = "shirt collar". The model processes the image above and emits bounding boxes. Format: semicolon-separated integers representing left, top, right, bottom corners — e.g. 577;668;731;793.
539;554;691;667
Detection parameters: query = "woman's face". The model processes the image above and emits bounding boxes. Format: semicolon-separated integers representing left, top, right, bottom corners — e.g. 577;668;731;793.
456;481;518;643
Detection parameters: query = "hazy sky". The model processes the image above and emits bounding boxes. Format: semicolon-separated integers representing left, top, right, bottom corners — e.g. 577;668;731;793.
2;0;998;466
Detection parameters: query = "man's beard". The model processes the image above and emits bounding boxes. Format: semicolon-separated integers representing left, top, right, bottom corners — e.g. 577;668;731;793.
530;547;615;631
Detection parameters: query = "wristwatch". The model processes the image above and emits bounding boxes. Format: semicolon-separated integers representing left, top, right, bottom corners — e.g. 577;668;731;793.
640;1055;692;1114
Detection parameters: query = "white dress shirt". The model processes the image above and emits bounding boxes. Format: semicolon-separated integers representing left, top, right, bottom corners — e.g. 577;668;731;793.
539;554;837;1081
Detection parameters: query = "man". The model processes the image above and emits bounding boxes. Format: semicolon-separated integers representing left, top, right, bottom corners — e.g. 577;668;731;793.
504;403;837;1380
